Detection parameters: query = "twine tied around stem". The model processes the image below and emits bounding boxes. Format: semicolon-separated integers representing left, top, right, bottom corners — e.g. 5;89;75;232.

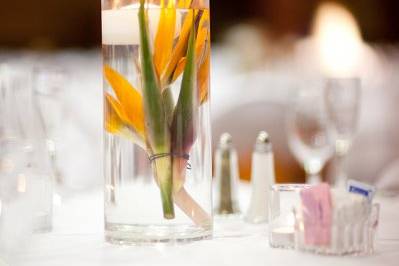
148;153;192;169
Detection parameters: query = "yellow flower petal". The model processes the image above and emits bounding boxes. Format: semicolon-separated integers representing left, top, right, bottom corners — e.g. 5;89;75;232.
177;0;192;8
104;93;125;133
171;27;209;82
161;9;195;85
153;3;176;76
103;65;145;137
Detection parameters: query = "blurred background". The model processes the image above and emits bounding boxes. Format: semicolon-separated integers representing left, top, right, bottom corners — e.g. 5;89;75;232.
1;1;399;48
1;0;398;188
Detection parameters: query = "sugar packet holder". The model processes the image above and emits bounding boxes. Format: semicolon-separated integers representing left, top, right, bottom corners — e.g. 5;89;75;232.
294;182;379;256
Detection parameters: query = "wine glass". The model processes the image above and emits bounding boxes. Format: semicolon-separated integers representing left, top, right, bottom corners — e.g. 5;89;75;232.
287;88;334;184
324;77;360;187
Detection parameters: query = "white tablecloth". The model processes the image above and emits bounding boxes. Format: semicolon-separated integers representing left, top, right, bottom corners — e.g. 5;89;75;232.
5;184;399;266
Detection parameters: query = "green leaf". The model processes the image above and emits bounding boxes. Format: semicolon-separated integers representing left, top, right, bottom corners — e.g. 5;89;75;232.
171;15;198;156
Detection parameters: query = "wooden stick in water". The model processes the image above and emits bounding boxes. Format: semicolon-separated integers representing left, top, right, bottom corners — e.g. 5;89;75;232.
174;188;211;227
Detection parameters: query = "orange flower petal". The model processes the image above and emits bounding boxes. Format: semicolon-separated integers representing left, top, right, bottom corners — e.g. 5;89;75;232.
104;93;146;148
198;48;210;104
172;57;186;81
103;65;145;137
195;27;209;65
197;11;210;104
198;9;210;31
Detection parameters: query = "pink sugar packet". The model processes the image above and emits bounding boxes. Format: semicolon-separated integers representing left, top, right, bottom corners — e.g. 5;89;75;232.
300;183;332;246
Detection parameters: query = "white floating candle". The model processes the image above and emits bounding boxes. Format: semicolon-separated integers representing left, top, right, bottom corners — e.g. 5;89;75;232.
102;4;181;45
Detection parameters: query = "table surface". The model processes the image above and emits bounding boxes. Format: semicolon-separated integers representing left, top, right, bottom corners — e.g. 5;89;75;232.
6;184;399;266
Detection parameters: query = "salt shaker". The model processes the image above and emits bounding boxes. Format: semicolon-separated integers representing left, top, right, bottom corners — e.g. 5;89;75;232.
214;133;240;215
245;131;275;223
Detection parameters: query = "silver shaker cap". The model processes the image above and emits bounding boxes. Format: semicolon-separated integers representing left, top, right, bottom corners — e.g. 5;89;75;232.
254;131;272;152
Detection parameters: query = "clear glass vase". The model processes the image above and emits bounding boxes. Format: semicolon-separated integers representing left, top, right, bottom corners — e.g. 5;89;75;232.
102;0;212;244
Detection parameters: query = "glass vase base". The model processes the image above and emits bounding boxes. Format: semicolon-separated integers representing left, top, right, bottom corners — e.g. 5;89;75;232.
105;223;212;245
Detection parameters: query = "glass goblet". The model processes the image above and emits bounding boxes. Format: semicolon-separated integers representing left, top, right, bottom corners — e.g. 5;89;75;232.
287;89;334;184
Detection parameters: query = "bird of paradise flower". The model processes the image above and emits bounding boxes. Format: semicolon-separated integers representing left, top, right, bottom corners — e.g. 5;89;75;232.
104;0;210;225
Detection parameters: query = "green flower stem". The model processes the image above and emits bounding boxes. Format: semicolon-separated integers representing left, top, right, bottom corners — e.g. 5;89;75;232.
162;87;175;126
138;0;174;219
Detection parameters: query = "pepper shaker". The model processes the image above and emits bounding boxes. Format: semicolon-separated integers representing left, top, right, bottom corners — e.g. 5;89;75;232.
214;133;240;215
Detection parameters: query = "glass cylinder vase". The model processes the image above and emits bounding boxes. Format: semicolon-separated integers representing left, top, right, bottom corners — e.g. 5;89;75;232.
102;0;212;244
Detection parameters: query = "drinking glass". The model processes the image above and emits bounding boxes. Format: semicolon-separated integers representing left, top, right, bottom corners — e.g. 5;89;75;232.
0;65;26;205
33;67;68;185
0;66;53;233
287;88;333;184
324;78;360;187
102;0;212;243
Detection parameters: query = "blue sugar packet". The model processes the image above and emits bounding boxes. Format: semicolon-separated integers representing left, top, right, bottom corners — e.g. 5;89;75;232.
347;179;376;202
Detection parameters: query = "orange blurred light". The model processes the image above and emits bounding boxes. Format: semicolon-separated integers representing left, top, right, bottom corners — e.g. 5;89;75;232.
313;2;362;77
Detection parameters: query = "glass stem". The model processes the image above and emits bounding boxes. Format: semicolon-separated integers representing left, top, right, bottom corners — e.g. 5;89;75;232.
306;172;322;184
334;153;347;187
304;160;322;184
